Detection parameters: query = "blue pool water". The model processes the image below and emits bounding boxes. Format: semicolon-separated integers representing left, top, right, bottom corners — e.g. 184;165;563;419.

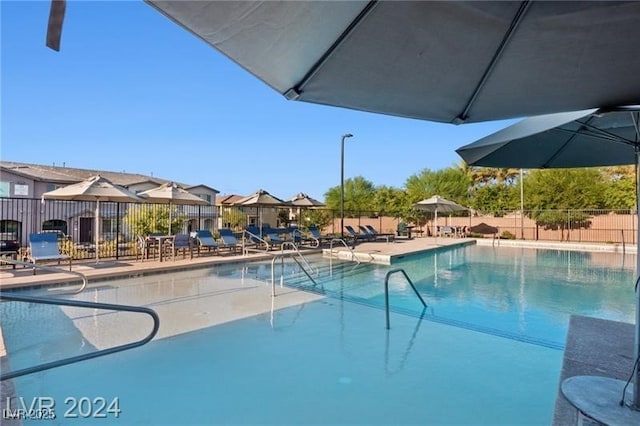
1;245;635;425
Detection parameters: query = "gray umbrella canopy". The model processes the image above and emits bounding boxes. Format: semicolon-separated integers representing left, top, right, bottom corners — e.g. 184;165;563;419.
145;1;640;124
457;106;640;410
137;182;208;234
42;175;142;261
289;192;325;208
415;195;467;240
235;189;288;235
469;223;499;235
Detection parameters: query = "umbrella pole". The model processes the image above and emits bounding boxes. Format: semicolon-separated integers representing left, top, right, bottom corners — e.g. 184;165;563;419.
634;150;640;409
95;199;100;263
434;208;438;244
169;202;172;235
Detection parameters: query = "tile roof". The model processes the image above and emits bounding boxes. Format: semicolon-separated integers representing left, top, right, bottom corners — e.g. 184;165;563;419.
1;161;171;187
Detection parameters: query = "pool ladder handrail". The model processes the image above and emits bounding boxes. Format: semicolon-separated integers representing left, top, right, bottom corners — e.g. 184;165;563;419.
280;241;317;275
384;269;427;330
242;230;271;253
329;238;361;266
0;293;160;381
271;250;319;296
0;257;88;295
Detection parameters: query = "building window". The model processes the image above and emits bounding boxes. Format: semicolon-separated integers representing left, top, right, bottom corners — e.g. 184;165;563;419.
0;182;9;198
198;193;212;204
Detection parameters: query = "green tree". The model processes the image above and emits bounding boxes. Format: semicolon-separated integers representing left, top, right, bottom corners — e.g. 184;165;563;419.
124;204;186;236
372;185;408;216
525;168;603;239
404;166;470;204
600;166;635;210
324;176;376;214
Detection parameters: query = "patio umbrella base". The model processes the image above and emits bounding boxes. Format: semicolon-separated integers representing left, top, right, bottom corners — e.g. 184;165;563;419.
561;376;640;425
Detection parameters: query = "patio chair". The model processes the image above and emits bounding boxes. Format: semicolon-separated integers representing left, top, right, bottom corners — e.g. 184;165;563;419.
170;233;193;260
291;228;319;248
193;230;218;256
264;228;294;249
364;225;395;242
27;232;72;274
308;226;334;245
218;228;242;254
344;225;369;246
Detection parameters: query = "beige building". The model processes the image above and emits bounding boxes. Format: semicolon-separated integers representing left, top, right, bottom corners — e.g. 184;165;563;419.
0;161;219;246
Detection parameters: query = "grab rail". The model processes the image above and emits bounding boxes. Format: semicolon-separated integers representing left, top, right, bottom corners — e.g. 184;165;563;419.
280;241;316;275
0;258;88;295
384;269;427;329
243;230;271;253
271;252;318;296
328;238;360;268
0;293;159;381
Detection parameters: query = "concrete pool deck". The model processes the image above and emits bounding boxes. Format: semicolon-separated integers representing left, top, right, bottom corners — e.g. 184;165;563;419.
1;236;637;425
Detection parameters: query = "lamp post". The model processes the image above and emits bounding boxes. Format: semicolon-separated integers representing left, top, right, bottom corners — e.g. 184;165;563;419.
520;168;524;239
340;133;353;237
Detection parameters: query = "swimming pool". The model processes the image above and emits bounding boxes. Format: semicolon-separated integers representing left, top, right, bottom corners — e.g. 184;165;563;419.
1;245;635;425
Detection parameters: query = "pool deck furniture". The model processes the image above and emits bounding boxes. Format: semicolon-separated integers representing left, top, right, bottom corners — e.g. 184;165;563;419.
27;232;71;274
170;233;193;260
193;230;218;256
218;228;242;254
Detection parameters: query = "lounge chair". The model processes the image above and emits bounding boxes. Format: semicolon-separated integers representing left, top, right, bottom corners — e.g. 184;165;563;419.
193;230;218;256
364;225;395;242
291;228;318;248
308;226;334;246
28;232;72;274
170;233;193;260
344;225;369;245
218;228;242;253
264;228;295;249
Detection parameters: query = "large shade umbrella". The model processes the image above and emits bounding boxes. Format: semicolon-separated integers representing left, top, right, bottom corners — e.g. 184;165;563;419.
289;192;326;229
415;195;468;241
42;175;142;262
146;1;640;124
234;189;288;237
289;192;326;208
137;182;208;234
457;106;640;412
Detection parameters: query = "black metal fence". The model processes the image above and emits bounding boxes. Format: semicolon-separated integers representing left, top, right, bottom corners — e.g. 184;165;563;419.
2;197;637;261
1;198;217;260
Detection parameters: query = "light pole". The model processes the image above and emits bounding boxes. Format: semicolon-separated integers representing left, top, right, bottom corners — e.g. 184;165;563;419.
520;168;524;239
340;133;353;237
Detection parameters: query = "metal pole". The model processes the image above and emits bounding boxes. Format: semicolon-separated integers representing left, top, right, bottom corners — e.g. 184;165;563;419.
340;133;353;238
520;168;524;239
634;147;640;409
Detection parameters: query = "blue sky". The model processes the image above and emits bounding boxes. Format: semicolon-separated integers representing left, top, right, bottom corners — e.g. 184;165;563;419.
2;1;515;200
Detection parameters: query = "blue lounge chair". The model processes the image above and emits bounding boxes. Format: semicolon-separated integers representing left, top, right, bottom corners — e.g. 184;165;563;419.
218;228;241;253
264;228;294;249
344;225;370;244
308;226;333;246
365;225;395;242
28;232;72;274
170;233;193;260
194;230;218;256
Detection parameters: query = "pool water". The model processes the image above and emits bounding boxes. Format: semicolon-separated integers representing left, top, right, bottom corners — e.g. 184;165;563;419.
1;245;635;425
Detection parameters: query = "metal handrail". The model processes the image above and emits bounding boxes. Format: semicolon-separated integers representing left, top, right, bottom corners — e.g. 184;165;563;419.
280;241;316;274
243;230;271;253
384;269;427;329
0;293;159;381
329;238;360;265
271;252;318;296
0;258;88;295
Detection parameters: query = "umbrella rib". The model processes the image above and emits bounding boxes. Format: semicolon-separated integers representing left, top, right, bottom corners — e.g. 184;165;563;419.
287;0;378;97
455;0;532;124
